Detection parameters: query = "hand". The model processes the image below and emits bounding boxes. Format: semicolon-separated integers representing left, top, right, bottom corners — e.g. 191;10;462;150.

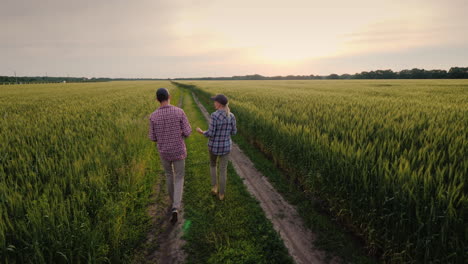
196;127;204;134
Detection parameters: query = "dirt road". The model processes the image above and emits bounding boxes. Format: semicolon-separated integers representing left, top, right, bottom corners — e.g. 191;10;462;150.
192;92;331;264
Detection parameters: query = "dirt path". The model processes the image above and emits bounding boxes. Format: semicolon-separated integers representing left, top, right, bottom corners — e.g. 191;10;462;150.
153;90;188;264
134;181;186;264
192;92;332;264
135;91;187;264
149;205;187;264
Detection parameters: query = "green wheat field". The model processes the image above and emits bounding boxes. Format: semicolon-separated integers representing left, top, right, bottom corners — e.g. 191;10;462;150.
1;80;467;263
185;80;467;262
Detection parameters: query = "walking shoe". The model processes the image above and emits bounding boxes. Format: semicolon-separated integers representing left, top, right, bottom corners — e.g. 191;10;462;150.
170;208;178;224
218;194;225;201
211;185;218;196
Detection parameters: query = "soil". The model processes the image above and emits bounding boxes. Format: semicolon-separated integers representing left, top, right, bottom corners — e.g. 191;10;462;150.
149;203;187;264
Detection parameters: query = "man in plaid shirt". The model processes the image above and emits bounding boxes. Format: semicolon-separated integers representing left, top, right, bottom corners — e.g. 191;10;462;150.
149;88;191;224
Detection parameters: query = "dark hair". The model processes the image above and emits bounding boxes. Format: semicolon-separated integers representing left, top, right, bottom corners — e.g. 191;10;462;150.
156;88;170;102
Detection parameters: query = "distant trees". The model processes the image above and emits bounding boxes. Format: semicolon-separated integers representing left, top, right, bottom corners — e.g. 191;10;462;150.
448;67;468;78
353;69;398;79
352;68;464;79
173;67;467;81
350;67;468;79
177;67;467;81
2;67;467;84
0;76;113;84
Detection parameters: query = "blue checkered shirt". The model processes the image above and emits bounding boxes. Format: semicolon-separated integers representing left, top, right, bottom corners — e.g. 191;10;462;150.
203;110;237;155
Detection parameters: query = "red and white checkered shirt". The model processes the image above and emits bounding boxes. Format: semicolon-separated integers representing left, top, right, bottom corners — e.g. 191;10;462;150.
149;105;192;161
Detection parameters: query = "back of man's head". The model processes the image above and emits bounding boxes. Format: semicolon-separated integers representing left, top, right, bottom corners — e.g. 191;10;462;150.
156;88;170;102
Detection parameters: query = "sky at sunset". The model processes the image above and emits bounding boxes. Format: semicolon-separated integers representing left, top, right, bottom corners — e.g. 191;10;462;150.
1;0;467;78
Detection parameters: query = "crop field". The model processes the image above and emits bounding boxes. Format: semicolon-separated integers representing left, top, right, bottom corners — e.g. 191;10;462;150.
183;80;468;263
1;80;466;263
0;81;176;262
1;81;293;264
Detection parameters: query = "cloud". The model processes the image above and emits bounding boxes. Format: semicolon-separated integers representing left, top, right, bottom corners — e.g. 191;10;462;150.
1;0;467;77
297;42;468;75
336;12;468;56
1;0;186;76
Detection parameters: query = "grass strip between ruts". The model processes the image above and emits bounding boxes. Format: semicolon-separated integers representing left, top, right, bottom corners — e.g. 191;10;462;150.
179;88;293;264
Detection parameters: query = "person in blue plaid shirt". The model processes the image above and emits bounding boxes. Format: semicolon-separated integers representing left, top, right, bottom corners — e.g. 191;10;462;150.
196;94;237;200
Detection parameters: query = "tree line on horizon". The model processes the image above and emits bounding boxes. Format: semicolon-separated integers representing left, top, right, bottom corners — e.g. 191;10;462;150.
1;67;467;84
176;67;468;80
0;76;114;84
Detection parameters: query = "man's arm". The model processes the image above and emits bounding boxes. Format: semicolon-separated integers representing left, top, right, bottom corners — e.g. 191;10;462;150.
148;118;157;142
181;110;192;137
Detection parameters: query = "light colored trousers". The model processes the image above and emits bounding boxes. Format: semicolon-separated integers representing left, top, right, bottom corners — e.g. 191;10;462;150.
209;152;230;195
160;158;185;210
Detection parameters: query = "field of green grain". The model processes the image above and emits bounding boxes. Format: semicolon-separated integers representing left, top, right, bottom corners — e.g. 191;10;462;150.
2;80;467;263
1;81;295;264
0;81;177;263
183;80;468;263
